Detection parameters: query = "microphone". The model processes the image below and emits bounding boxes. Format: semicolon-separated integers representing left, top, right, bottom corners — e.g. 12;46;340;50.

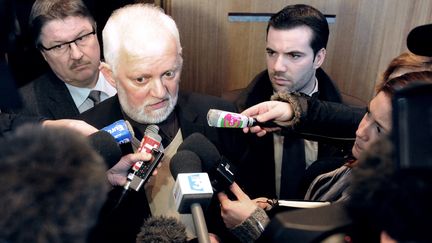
88;130;123;168
124;125;164;192
136;216;187;243
178;133;236;192
101;119;140;153
170;150;203;177
207;109;277;128
171;150;213;243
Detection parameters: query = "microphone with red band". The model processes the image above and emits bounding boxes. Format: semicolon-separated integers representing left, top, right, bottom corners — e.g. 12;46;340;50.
111;125;164;211
124;125;164;192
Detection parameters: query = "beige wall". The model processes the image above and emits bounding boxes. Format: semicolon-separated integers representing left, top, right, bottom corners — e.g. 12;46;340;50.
163;0;432;102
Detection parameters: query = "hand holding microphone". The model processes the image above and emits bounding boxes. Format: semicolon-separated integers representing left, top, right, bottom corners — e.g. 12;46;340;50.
106;152;153;186
207;109;278;129
240;101;295;136
217;182;265;229
124;125;164;192
206;108;282;137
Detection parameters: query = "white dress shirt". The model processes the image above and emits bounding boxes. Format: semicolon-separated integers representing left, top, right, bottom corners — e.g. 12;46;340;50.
65;70;117;113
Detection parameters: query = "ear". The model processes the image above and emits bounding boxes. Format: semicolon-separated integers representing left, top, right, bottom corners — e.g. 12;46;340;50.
99;62;116;88
313;48;326;69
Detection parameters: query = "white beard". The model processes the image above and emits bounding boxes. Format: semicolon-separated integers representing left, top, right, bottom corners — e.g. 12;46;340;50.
118;88;178;124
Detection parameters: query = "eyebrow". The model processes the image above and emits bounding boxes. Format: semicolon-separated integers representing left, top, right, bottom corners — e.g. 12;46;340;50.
265;47;304;55
50;28;93;44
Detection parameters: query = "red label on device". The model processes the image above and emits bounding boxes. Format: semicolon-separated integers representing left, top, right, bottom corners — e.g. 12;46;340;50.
139;136;161;153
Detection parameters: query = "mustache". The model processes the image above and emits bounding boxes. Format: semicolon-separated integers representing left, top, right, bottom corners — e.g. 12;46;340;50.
70;60;91;69
271;71;289;79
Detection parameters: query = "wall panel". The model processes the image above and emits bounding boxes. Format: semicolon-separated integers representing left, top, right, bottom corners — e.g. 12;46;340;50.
164;0;432;102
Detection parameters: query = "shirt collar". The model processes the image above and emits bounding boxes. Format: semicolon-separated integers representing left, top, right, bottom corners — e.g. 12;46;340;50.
65;70;117;108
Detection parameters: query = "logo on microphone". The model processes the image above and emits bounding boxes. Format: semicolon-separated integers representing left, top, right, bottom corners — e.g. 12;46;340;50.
222;113;243;128
187;174;204;191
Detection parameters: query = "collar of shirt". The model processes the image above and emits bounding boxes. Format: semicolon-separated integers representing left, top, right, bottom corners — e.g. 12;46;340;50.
65;70;117;109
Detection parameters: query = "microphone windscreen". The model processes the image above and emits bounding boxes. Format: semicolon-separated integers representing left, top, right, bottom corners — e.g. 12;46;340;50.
178;133;220;172
136;216;187;243
88;130;122;168
170;150;202;179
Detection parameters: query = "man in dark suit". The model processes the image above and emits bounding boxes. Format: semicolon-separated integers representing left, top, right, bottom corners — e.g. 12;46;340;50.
15;0;116;120
79;4;244;243
234;4;350;200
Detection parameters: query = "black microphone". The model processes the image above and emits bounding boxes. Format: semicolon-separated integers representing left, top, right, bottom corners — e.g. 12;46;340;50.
171;150;213;243
88;130;122;168
178;133;236;193
136;216;188;243
170;150;203;178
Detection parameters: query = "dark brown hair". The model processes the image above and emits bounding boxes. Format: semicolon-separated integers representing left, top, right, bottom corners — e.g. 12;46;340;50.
30;0;96;48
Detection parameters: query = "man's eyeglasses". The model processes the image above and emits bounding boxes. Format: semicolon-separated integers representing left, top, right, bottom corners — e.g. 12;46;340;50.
39;29;96;56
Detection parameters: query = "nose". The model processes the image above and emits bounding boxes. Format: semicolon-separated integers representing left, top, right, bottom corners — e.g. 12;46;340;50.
273;55;287;72
355;114;371;142
150;78;167;98
69;42;84;60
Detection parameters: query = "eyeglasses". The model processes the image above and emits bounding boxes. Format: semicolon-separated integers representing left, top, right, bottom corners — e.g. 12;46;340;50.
39;29;96;56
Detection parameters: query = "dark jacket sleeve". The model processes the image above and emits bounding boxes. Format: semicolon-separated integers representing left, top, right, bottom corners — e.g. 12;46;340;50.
273;92;365;142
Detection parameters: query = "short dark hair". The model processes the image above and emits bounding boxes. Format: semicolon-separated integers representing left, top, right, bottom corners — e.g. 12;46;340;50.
29;0;96;48
267;4;329;55
0;125;108;242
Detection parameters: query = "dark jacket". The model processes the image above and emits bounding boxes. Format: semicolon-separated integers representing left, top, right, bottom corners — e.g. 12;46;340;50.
234;68;354;200
79;92;245;243
17;70;79;119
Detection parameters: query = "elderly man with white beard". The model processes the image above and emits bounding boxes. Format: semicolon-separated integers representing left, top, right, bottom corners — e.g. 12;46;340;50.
79;4;245;243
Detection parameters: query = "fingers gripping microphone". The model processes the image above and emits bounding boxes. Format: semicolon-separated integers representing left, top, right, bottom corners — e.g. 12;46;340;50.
178;133;236;192
170;150;213;243
207;109;277;128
